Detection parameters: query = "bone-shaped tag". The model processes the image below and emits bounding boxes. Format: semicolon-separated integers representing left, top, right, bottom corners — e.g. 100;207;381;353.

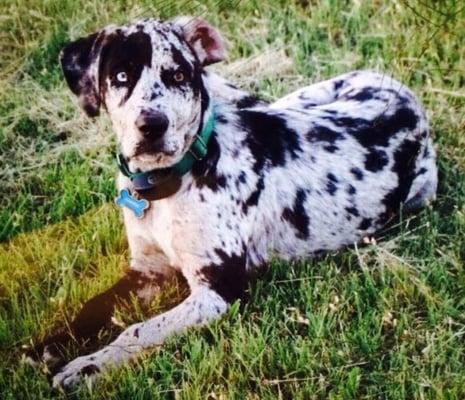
115;189;149;219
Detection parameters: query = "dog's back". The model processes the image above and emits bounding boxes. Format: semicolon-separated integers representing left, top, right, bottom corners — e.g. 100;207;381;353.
207;71;437;266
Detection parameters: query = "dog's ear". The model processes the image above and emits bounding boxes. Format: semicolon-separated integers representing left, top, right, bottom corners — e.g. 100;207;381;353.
60;31;106;117
172;16;226;66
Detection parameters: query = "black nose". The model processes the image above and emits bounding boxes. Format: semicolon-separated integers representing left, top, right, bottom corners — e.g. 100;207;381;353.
135;109;169;140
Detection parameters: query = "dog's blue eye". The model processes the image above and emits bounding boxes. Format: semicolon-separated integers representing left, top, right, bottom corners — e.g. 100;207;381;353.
116;71;128;83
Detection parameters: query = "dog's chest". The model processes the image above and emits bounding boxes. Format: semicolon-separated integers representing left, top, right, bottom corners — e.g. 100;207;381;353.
151;202;182;265
130;200;179;266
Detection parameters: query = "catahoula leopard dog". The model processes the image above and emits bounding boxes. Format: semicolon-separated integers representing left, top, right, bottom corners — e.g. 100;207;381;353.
24;17;437;389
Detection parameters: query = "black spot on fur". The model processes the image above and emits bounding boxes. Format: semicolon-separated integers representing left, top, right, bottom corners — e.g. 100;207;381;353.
149;91;161;101
217;175;227;188
334;79;345;91
326;172;337;183
347;185;356;195
199;248;247;303
99;31;153;104
352;108;418;148
282;189;310;239
307;126;343;144
160;44;200;95
242;176;264;213
170;44;194;78
365;149;389;172
330;116;369;130
192;133;227;192
423;146;429;158
358;218;372;230
345;206;360;217
239;110;302;173
80;364;100;376
324;105;419;150
194;172;227;192
133;328;139;338
302;102;317;109
349;87;378;101
324;145;339;153
326;173;338;196
237;171;247;184
350;167;364;180
382;139;421;216
216;113;228;124
236;95;262;109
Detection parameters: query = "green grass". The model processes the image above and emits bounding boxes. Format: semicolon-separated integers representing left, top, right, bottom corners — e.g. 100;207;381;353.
1;0;464;398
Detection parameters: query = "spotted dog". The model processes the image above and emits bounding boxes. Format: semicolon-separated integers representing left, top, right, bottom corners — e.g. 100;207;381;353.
25;17;437;388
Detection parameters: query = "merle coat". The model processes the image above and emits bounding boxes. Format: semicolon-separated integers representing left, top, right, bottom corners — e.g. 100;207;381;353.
25;17;437;388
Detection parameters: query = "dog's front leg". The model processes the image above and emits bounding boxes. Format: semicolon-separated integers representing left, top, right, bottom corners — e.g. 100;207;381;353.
25;265;174;369
52;285;229;389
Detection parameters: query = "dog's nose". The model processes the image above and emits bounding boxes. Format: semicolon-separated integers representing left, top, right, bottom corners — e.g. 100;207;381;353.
136;110;169;140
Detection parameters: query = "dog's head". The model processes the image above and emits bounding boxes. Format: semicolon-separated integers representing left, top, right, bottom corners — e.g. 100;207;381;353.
60;17;225;171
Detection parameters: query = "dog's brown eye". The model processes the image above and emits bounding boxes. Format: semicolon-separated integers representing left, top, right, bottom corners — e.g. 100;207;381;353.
173;71;185;82
116;71;128;83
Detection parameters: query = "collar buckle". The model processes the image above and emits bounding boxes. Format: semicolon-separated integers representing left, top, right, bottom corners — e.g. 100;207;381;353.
189;134;208;161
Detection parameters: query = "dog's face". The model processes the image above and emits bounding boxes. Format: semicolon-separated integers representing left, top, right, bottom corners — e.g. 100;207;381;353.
61;18;225;171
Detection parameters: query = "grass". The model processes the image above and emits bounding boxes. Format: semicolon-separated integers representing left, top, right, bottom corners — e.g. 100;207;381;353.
0;0;464;398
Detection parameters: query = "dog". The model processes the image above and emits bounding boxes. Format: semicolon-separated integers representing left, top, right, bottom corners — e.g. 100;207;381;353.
24;16;437;389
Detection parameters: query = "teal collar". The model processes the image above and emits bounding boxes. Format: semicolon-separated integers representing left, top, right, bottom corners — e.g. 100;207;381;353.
116;105;215;198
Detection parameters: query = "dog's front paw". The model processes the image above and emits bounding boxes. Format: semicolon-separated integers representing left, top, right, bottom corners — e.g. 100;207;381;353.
22;339;65;372
52;355;101;390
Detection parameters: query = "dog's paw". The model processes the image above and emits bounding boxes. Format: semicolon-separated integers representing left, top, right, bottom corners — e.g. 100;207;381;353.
22;331;72;371
52;356;101;390
21;342;62;372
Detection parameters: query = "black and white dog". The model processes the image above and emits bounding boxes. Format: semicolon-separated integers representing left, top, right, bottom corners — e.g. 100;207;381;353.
25;17;437;388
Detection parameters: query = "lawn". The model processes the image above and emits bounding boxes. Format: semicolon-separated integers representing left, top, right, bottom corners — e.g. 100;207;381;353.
0;0;464;398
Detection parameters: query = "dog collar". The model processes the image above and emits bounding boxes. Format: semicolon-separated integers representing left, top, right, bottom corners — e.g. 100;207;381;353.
115;105;215;208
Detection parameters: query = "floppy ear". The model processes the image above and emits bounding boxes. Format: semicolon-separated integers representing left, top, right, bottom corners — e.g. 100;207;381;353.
172;16;226;66
60;31;106;117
